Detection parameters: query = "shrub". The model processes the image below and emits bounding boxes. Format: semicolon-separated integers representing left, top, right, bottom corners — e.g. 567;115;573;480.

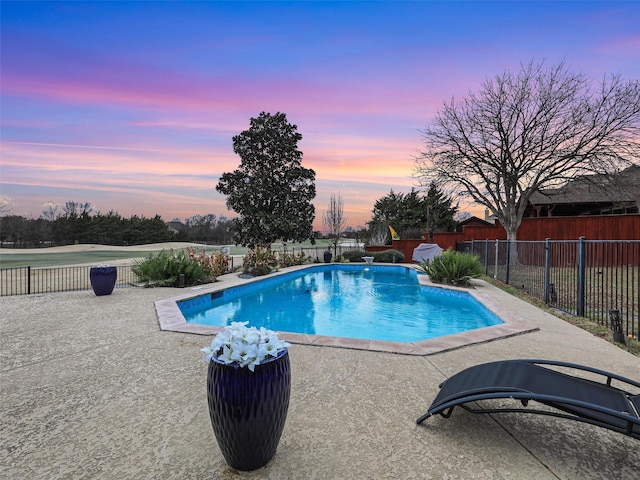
277;251;309;268
243;246;277;276
418;250;483;285
341;249;368;262
372;249;405;263
133;249;211;287
341;249;405;263
187;247;231;277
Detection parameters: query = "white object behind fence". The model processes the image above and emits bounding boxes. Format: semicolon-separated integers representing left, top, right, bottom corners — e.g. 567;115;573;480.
412;243;443;263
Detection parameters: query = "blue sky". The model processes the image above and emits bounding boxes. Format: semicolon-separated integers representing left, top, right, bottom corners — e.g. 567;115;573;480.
1;1;639;228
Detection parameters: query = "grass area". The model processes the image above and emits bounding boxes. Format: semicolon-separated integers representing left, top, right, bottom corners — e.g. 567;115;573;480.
0;241;334;268
485;277;640;358
0;250;160;268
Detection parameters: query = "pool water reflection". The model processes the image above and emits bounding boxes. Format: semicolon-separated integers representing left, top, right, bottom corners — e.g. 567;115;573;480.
178;265;503;343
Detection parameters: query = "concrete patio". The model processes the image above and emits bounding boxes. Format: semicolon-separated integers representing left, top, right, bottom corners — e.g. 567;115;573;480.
1;272;639;479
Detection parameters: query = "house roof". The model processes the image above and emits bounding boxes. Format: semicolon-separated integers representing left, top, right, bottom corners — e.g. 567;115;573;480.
529;165;640;206
458;215;493;227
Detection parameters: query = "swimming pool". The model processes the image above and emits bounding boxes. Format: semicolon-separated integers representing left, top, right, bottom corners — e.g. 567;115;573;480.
178;265;503;343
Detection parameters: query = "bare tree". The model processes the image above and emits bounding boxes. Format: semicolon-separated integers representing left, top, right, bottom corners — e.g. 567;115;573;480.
322;193;346;255
41;201;60;220
62;200;93;218
415;60;640;241
368;223;389;246
0;195;15;215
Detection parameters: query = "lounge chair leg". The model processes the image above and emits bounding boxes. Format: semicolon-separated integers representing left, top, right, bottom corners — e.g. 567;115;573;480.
416;412;432;424
417;406;456;424
440;407;454;418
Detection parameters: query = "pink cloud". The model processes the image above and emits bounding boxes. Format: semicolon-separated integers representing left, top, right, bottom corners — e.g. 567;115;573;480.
596;35;640;58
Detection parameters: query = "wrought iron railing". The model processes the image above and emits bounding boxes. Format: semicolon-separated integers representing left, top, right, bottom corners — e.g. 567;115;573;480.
0;245;364;296
458;239;640;340
0;265;140;296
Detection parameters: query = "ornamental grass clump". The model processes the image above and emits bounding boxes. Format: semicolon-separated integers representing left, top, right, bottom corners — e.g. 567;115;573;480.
419;250;483;286
132;249;211;287
201;322;291;372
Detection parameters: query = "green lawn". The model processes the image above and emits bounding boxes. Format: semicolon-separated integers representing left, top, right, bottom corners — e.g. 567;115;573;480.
0;250;163;268
0;240;334;268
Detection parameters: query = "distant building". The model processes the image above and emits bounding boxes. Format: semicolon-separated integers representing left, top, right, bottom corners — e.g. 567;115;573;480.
457;215;494;231
526;165;640;217
166;221;186;234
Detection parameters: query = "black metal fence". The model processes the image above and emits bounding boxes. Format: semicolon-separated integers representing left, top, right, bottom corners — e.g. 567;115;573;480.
0;265;140;296
458;239;640;339
0;245;363;296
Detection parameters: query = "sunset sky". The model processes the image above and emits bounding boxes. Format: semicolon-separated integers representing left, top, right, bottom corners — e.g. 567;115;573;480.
1;1;639;230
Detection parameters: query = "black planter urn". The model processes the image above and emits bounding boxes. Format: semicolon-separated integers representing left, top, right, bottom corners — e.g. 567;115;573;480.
89;266;117;296
206;349;291;471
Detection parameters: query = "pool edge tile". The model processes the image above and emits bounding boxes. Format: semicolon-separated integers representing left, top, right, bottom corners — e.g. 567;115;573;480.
154;264;541;356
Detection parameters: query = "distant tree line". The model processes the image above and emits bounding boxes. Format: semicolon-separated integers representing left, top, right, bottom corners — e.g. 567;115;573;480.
0;201;235;248
171;214;235;245
0;211;174;247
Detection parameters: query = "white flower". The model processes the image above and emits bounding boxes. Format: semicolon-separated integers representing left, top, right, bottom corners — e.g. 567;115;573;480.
202;321;290;371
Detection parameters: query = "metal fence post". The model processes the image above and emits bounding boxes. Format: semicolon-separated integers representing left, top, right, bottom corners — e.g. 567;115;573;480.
27;266;31;295
484;239;489;275
609;309;626;344
544;238;551;304
577;236;586;317
494;239;499;279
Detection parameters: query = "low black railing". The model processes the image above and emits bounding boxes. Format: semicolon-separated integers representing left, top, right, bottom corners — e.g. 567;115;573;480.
0;245;363;296
458;238;640;340
0;265;140;296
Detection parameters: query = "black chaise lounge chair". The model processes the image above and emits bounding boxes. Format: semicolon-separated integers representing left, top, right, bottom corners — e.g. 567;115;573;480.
417;359;640;440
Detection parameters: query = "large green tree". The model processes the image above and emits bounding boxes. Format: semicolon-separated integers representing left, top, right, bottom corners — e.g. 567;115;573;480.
424;182;458;242
216;112;316;248
367;186;458;241
416;60;640;241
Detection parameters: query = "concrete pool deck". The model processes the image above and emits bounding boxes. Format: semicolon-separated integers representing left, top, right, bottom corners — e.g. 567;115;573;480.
1;268;639;479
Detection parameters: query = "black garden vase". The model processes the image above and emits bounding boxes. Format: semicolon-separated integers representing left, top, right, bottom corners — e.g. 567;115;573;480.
206;349;291;471
89;266;117;296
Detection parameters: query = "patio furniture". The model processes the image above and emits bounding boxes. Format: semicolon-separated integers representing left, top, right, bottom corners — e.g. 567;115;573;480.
417;359;640;440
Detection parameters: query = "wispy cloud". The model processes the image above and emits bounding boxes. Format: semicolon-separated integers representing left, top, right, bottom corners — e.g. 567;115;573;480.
1;1;638;227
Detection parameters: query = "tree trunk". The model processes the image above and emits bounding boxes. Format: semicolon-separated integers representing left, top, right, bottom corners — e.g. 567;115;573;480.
505;226;519;266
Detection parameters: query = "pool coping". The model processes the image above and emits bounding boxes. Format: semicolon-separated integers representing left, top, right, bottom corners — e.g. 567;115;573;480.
154;263;539;356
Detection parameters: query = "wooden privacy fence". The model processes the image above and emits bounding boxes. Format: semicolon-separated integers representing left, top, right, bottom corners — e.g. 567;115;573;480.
426;214;640;251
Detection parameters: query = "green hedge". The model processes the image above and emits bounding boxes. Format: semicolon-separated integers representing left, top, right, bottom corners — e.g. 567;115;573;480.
372;249;405;263
340;249;368;262
341;249;405;263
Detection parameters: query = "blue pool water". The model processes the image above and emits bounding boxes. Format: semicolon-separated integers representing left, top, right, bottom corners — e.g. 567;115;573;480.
179;265;503;343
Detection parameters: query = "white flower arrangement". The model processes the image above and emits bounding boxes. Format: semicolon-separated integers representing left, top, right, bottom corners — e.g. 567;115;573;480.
201;321;291;372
